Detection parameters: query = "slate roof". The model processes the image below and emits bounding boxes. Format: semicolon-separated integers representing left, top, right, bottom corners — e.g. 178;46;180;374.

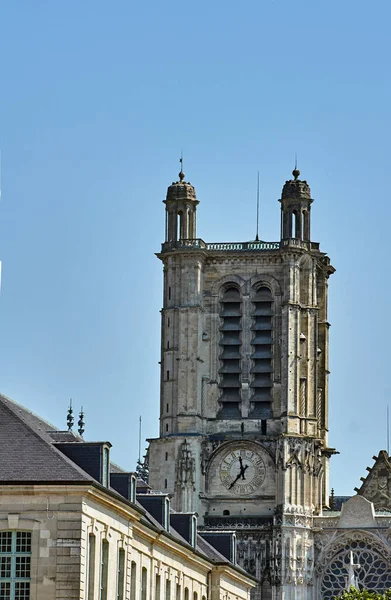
331;496;352;511
0;393;92;483
0;393;253;577
196;534;232;562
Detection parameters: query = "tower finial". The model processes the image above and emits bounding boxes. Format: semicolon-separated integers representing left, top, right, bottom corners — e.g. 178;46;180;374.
292;154;300;180
67;399;74;431
179;151;185;182
78;406;85;437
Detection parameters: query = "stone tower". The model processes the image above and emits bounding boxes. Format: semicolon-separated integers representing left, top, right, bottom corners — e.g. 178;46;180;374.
148;166;335;600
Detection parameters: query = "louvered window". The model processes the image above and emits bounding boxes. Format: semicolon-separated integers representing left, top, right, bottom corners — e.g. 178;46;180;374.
218;287;242;418
250;287;273;418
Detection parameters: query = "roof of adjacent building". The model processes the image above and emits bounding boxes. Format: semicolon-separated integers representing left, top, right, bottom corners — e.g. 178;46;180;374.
356;450;391;511
0;393;253;578
0;393;92;483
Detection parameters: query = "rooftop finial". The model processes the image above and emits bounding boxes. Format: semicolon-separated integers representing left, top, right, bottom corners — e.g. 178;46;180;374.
67;399;74;431
179;152;185;182
78;407;85;437
292;154;300;180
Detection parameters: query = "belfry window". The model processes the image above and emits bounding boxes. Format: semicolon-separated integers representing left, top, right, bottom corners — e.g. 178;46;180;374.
218;287;242;418
250;287;273;418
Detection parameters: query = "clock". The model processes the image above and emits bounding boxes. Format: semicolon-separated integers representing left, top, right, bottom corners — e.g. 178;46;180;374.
219;446;266;495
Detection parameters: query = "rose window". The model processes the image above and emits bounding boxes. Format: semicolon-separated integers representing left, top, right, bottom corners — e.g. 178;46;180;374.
321;539;391;599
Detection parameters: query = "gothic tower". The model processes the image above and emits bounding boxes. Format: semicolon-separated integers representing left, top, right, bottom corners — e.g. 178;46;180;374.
148;166;335;600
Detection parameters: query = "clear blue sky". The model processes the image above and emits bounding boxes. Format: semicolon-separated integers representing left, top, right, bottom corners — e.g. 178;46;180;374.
0;0;390;495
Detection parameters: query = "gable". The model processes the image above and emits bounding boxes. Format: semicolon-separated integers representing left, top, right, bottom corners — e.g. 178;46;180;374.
355;450;391;511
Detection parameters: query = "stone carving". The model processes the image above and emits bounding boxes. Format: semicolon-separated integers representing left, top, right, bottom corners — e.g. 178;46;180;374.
236;532;273;582
315;530;391;577
320;539;391;599
175;439;196;512
203;516;273;529
357;451;391;511
281;178;311;200
275;437;322;475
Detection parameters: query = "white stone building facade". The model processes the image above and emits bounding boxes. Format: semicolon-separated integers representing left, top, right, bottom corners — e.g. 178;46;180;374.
0;394;256;600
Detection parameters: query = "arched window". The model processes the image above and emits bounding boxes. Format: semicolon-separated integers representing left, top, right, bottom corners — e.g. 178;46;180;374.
250;287;273;418
218;287;242;418
177;213;182;240
292;211;297;238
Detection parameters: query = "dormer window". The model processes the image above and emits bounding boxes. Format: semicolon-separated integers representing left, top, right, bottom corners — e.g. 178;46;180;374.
102;446;110;488
164;497;170;532
191;515;197;548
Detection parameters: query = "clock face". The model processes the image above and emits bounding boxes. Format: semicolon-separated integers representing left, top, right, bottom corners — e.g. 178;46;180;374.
219;447;266;495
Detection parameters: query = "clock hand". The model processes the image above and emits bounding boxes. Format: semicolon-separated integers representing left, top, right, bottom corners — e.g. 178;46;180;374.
238;456;249;480
240;464;249;480
228;472;242;489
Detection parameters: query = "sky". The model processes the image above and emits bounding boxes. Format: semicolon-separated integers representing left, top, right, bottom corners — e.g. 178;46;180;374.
0;0;390;496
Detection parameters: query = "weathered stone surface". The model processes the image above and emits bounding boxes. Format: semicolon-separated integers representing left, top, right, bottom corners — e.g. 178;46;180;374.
338;495;376;528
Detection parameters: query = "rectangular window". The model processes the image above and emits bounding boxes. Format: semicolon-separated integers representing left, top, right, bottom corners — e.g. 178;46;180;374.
165;579;171;600
0;532;31;600
130;475;137;503
88;534;96;600
191;516;197;548
155;574;161;600
164;498;170;532
117;548;125;600
176;584;181;600
100;540;109;600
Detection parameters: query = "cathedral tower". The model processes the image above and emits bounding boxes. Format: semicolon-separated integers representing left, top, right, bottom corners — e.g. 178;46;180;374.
148;167;335;599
